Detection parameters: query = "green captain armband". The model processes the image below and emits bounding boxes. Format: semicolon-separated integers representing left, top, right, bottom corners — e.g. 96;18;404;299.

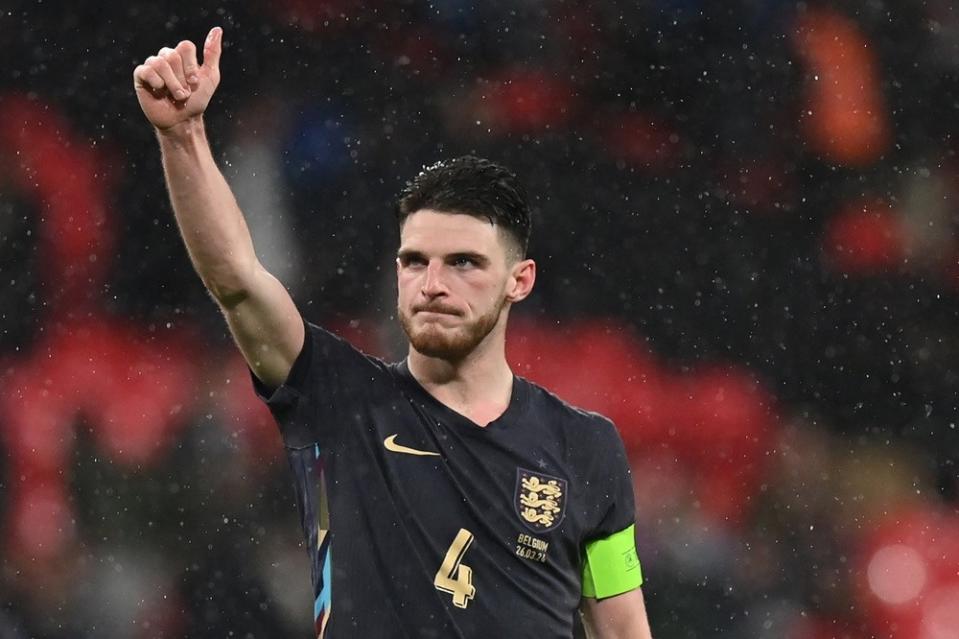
581;524;643;599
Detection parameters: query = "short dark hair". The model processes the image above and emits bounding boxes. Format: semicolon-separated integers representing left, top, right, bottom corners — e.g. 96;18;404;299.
396;156;531;257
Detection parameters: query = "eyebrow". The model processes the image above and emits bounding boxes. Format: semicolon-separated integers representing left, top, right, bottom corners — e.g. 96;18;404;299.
396;249;424;262
448;251;491;267
396;249;491;266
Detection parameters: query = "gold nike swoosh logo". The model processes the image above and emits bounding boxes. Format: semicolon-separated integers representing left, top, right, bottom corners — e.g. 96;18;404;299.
383;434;441;457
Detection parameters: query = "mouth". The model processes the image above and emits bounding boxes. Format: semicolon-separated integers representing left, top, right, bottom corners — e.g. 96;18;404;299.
413;306;460;316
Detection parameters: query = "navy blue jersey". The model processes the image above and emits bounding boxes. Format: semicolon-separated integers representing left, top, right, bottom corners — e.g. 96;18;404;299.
253;321;637;638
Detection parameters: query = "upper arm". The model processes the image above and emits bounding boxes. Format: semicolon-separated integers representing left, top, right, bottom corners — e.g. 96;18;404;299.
580;588;653;639
579;419;649;637
218;261;304;389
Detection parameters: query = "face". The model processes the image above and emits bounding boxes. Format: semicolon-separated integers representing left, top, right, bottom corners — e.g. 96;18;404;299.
396;210;534;360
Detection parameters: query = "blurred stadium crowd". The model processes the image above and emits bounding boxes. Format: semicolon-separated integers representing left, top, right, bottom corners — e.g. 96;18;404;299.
2;0;959;637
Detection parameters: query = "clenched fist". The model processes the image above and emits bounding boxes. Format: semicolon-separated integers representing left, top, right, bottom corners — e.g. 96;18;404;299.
133;27;223;131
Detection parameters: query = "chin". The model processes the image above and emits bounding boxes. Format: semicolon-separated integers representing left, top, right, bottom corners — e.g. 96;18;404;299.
408;326;473;360
398;302;505;361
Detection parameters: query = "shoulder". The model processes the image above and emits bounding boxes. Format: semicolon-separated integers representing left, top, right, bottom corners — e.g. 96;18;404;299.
281;319;400;402
520;376;621;443
303;320;394;375
519;378;632;502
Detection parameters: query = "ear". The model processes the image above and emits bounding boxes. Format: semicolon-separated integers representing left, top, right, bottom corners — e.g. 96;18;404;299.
506;259;536;303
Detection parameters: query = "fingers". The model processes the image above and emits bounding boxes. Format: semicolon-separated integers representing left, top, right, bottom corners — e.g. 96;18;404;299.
143;52;190;101
132;29;220;99
176;40;199;86
201;27;222;73
158;47;188;90
133;64;164;92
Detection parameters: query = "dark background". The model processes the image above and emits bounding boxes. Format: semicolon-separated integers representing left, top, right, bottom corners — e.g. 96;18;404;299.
2;1;958;637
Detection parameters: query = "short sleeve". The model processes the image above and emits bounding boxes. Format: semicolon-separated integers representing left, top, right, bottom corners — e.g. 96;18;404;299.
581;420;643;598
586;419;637;538
250;318;386;448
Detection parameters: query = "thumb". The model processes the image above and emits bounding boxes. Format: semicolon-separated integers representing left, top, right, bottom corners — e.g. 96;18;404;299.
202;26;223;72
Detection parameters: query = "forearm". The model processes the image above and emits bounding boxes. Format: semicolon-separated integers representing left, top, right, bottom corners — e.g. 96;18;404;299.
158;117;257;306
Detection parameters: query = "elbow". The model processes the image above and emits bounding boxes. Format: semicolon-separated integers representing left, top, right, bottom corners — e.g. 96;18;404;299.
201;261;259;309
208;283;250;309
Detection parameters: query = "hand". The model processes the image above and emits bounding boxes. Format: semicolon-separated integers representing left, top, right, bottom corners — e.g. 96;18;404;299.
133;27;223;132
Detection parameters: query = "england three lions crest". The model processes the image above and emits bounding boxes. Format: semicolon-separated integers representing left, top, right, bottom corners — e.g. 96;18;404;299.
515;468;567;532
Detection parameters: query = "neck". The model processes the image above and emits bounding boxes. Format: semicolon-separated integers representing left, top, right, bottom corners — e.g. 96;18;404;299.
406;322;515;426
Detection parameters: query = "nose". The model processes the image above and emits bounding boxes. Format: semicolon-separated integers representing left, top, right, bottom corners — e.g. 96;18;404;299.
421;260;447;297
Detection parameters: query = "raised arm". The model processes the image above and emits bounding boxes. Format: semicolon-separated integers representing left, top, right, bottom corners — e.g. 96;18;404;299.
133;27;303;388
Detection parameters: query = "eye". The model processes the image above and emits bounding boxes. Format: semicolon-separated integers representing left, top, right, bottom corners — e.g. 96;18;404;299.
399;254;427;268
452;256;477;269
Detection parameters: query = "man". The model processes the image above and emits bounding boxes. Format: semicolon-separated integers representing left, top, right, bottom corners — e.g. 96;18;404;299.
133;27;653;639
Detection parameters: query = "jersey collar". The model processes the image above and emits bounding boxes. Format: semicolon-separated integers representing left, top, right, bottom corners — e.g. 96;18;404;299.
393;359;530;433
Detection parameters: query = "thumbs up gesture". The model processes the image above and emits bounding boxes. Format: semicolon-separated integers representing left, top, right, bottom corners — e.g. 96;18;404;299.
133;27;223;131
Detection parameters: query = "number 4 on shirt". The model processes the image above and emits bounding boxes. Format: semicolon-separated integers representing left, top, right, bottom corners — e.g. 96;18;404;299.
434;528;476;608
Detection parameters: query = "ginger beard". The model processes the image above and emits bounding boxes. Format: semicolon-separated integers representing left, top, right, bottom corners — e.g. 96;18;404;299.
398;295;508;361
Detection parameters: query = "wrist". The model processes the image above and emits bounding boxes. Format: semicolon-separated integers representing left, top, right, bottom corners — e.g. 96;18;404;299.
155;116;206;145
